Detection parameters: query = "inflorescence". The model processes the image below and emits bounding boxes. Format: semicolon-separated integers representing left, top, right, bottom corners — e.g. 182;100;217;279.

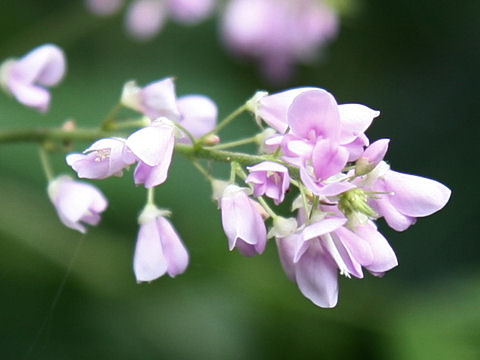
0;44;451;308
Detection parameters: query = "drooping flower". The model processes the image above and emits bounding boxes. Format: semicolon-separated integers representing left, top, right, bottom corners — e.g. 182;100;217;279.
125;0;217;41
0;44;66;112
126;119;176;188
276;216;398;307
176;94;217;143
121;77;180;120
365;162;452;231
221;0;338;82
66;137;136;179
220;184;267;256
47;175;108;233
246;161;290;205
134;204;189;282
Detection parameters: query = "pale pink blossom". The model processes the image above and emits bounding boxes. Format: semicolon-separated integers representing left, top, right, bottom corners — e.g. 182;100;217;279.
134;205;188;282
126;120;175;188
246;161;290;205
121;78;180;120
0;44;66;112
221;0;338;82
125;0;167;41
220;184;267;256
167;0;216;24
367;163;451;231
47;176;107;233
277;217;397;307
66;137;136;179
125;0;216;41
176;94;217;143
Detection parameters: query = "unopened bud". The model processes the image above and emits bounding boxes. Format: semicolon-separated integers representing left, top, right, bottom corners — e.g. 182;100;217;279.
203;134;220;146
339;188;377;218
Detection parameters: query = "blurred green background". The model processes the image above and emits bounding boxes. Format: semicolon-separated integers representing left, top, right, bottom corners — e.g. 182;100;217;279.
0;0;478;358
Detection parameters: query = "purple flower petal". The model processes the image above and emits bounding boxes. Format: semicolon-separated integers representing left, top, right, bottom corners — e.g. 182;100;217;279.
167;0;216;24
295;241;339;308
126;123;174;166
134;220;168;282
156;217;189;277
338;103;379;144
311;139;349;180
384;170;451;218
176;94;217;142
355;222;398;274
288;89;341;141
276;234;298;282
257;87;316;133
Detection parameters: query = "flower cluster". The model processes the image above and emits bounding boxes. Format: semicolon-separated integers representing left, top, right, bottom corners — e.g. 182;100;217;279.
85;0;339;82
0;44;451;308
221;0;338;82
86;0;217;41
65;76;217;282
211;87;451;307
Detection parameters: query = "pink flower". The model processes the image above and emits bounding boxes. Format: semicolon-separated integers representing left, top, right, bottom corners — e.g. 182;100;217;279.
277;217;397;307
66;137;136;179
125;0;216;41
125;0;167;41
0;44;66;112
47;176;107;233
126;119;176;188
256;87;316;133
176;94;217;143
221;0;338;82
134;205;189;282
220;184;267;256
355;138;390;175
121;78;180;120
167;0;217;25
367;163;452;231
246;161;290;205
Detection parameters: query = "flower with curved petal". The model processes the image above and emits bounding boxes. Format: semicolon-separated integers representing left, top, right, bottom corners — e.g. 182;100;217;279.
0;44;66;112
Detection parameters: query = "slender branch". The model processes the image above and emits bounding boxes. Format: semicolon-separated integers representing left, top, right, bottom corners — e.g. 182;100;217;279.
198;104;248;142
207;135;258;150
191;161;213;181
0;127;299;175
38;146;54;181
101;103;123;131
147;187;155;205
0;128;116;144
173;122;196;145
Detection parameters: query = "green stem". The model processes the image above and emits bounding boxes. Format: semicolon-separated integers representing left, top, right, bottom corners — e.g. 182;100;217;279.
173;122;196;145
147;187;155;205
191;161;213;181
112;118;149;130
299;185;311;223
198;104;248;141
0;127;299;175
101;103;123;131
257;196;278;220
38;146;54;181
207;135;258;150
0;128;116;143
230;162;237;183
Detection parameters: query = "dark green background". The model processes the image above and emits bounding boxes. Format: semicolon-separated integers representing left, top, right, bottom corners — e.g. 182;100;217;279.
0;1;478;358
